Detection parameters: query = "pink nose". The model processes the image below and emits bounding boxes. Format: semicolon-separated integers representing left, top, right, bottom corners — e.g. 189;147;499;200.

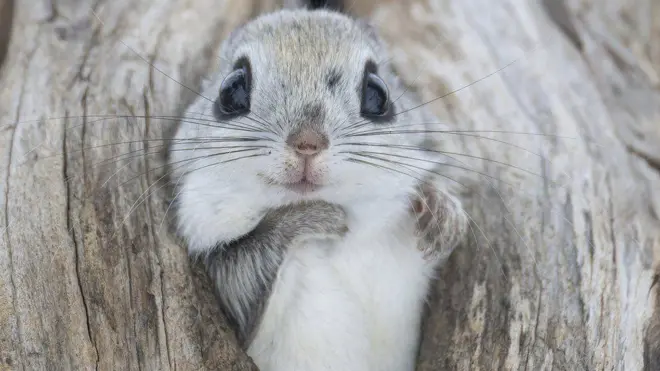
287;129;329;156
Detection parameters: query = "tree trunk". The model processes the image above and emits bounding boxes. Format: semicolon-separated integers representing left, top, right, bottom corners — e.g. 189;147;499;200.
0;0;658;370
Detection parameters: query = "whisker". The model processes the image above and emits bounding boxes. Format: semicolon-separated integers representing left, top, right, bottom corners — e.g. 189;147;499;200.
114;148;265;190
339;130;555;165
242;112;279;134
94;144;268;169
177;117;273;133
46;136;272;161
95;146;268;189
336;142;543;179
7;111;276;137
345;151;520;190
330;109;362;137
180;153;268;178
344;157;424;182
341;128;578;141
85;115;271;133
182;111;276;134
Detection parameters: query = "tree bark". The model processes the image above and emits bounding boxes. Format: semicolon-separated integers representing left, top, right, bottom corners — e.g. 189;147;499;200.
0;0;658;370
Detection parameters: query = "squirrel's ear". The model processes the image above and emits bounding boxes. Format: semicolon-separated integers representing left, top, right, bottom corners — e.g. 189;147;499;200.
303;0;344;11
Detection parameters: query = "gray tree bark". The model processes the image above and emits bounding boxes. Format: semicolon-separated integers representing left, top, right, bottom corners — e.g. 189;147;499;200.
0;0;658;370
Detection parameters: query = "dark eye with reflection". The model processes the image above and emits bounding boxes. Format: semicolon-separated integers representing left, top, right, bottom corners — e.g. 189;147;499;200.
360;61;393;121
214;57;251;119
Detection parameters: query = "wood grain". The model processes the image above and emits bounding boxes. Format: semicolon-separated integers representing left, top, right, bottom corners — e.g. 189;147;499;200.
0;0;658;370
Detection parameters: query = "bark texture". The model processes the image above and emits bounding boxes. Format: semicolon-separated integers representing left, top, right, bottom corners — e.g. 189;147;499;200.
0;0;658;370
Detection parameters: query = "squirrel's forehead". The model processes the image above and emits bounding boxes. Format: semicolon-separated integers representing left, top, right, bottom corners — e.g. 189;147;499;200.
256;28;369;61
233;13;377;65
235;38;370;83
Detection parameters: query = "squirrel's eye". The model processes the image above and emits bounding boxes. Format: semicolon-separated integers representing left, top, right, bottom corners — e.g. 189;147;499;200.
360;72;391;119
215;60;251;118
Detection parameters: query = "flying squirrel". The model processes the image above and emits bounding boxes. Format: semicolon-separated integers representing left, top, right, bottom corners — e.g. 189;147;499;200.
168;1;468;370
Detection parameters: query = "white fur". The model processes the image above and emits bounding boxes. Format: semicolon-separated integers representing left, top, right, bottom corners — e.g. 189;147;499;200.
247;198;436;371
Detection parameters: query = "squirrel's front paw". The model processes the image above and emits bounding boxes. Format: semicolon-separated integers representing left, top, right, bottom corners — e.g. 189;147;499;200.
410;181;467;261
274;200;349;245
296;201;349;239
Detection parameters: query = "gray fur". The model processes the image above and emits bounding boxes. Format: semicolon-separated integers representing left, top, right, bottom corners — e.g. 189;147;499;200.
205;201;348;347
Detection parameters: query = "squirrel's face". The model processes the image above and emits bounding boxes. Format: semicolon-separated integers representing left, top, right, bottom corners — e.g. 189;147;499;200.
172;10;439;208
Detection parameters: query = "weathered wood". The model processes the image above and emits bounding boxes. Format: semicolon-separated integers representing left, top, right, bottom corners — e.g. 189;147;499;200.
0;0;658;370
366;0;660;370
0;0;13;70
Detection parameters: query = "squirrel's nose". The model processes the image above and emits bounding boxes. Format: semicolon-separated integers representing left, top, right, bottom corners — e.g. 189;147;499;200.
286;129;329;156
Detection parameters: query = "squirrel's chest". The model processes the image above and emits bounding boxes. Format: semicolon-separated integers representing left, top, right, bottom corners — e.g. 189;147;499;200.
248;211;434;371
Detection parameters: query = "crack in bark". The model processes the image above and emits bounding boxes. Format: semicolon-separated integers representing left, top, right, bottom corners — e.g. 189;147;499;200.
3;101;21;370
4;46;31;367
119;98;141;371
140;84;173;370
64;90;100;371
144;28;174;369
